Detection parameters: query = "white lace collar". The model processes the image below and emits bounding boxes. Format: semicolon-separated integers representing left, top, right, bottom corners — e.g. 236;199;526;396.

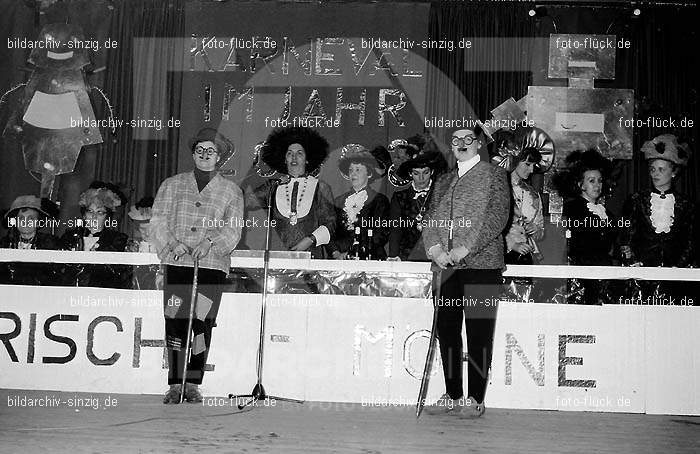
586;200;608;220
649;192;675;234
343;189;368;229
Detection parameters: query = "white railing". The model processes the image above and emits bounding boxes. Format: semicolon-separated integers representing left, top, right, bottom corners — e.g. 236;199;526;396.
1;248;699;281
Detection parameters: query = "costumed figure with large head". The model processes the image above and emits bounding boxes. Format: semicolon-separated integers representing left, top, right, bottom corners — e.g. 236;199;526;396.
1;23;113;198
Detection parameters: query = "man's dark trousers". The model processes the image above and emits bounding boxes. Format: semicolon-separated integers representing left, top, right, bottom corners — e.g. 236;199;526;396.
436;268;501;402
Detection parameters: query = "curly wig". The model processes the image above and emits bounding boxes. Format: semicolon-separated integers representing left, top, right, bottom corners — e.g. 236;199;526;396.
261;127;330;175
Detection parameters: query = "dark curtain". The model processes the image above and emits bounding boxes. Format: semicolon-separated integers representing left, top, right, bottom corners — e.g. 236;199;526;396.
427;2;698;267
96;0;184;203
600;5;699;200
427;2;698;202
426;3;538;166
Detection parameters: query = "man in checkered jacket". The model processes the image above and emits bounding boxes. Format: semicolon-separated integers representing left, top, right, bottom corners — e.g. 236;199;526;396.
150;128;243;404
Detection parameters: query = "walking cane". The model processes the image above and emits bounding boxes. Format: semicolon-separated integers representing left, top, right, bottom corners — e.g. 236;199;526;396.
416;268;442;419
179;258;199;404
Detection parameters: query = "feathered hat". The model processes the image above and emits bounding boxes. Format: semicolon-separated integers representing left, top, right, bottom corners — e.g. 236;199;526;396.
338;144;385;181
490;127;555;173
641;134;690;166
551;149;614;200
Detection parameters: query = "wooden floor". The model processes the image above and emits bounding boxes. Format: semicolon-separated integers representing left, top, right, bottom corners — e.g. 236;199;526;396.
1;389;698;453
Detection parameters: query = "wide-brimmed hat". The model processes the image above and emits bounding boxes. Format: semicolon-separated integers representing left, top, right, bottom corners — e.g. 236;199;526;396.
189;127;235;168
260;127;329;176
394;134;447;183
338;144;384;181
128;197;154;222
369;145;392;176
642;134;690;167
4;195;51;223
490;127;555;173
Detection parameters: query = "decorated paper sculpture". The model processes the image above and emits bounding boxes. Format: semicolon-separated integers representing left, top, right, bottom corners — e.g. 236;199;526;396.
1;23;113;198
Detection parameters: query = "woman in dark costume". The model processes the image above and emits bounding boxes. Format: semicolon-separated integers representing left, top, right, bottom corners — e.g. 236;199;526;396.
553;149;617;304
387;135;447;261
0;195;60;285
619;134;695;300
329;144;390;260
61;182;130;288
252;126;336;258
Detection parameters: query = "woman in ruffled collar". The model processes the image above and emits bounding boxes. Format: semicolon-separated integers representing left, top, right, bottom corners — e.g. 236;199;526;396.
620;134;695;268
553;149;618;304
553;148;617;267
329;144;390;260
250;127;336;259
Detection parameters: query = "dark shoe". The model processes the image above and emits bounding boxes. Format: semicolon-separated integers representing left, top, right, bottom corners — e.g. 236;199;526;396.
184;383;203;403
163;384;182;404
423;393;468;415
458;396;486;418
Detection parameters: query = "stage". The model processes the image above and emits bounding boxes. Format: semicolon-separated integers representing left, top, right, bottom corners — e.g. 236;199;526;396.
1;389;698;454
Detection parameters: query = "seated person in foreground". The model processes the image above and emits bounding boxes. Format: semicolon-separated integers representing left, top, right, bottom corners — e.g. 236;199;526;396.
0;195;60;285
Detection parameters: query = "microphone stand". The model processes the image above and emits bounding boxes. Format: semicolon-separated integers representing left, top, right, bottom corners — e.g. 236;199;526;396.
229;178;304;409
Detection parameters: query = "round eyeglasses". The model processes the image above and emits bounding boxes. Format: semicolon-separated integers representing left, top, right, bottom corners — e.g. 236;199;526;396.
194;146;218;157
451;135;476;147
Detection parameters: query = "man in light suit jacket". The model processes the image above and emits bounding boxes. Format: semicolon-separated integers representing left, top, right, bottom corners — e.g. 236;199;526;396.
422;127;510;418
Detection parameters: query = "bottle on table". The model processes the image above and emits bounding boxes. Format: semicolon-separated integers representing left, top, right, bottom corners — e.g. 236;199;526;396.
348;226;361;260
70;230;84;251
364;229;373;261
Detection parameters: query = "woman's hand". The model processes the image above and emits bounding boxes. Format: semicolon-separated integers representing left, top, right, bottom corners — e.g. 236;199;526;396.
291;236;314;251
511;242;533;255
523;221;539;237
386;256;401;262
332;250;348;260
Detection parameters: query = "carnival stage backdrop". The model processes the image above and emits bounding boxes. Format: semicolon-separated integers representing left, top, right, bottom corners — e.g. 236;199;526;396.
1;1;697;249
179;2;429;189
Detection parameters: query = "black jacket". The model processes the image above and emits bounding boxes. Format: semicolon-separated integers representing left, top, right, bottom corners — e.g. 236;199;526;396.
563;197;616;266
330;188;390;260
388;186;435;261
60;227;131;288
0;230;61;285
619;188;696;267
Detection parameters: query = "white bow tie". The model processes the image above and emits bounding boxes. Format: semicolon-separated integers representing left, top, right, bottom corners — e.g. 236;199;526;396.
413;189;429;200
